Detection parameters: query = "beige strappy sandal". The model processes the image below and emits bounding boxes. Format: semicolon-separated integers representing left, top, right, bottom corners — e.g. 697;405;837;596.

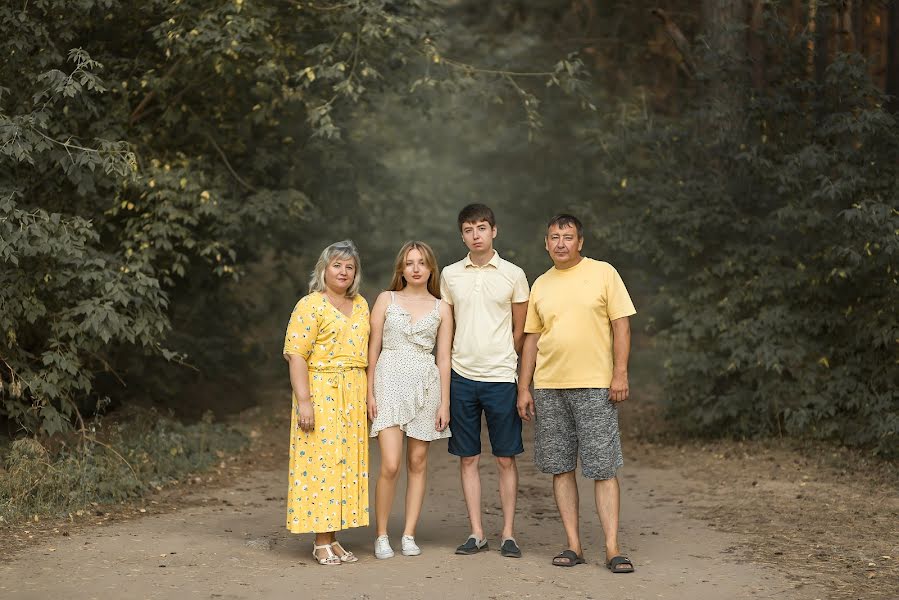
312;543;342;566
330;540;358;563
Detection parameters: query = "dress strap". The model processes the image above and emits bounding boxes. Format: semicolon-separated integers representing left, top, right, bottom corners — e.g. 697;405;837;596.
434;297;440;310
390;290;395;303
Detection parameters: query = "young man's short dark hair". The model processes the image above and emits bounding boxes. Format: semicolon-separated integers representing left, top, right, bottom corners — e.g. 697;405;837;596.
458;204;496;231
547;214;583;238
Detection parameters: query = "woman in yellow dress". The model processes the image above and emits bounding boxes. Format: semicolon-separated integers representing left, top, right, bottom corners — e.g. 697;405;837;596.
283;240;370;566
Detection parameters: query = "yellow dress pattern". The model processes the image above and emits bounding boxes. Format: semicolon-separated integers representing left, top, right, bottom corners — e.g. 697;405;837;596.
283;292;370;534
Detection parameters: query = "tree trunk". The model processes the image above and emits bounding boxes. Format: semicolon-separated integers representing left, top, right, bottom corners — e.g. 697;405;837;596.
792;0;805;39
703;0;749;60
748;0;766;90
840;0;855;53
888;0;899;112
808;0;818;81
702;0;749;121
852;0;866;56
814;0;831;86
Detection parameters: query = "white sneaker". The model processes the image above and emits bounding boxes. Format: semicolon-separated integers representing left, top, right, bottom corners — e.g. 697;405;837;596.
401;535;421;556
374;535;394;559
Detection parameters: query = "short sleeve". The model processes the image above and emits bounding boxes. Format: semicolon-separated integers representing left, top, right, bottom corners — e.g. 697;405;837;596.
606;267;637;321
523;284;543;333
283;294;321;359
512;268;530;303
357;295;370;318
439;272;454;305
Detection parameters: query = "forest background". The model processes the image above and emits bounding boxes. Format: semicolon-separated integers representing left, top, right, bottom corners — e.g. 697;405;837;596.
0;0;896;525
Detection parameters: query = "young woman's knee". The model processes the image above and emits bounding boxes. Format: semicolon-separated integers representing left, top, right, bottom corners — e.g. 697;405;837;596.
407;444;429;474
380;458;402;480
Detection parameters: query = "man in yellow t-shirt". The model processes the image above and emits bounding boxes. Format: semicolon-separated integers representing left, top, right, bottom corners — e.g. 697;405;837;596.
517;214;637;574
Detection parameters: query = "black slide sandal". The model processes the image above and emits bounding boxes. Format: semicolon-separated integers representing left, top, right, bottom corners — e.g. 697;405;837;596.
606;555;635;573
552;549;586;567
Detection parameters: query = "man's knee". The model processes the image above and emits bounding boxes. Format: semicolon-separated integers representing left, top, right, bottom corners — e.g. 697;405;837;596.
553;469;577;482
495;455;516;471
460;455;480;470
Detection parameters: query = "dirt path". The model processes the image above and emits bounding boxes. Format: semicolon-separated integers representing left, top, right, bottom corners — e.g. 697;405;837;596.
1;420;832;600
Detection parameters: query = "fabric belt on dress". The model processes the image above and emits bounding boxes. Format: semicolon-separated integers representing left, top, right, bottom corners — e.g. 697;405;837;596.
308;366;365;424
381;346;433;355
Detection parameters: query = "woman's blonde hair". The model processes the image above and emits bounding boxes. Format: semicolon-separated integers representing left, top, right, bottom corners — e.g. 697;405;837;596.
309;240;362;298
388;241;441;298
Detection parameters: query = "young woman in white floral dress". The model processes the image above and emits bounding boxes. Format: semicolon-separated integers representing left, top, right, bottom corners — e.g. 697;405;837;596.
366;241;453;559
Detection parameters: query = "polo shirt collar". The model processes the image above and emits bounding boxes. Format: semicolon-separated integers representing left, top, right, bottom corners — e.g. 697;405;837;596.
464;250;501;269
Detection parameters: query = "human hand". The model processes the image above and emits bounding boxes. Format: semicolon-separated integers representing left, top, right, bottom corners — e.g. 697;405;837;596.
610;372;629;403
297;398;315;432
517;388;535;421
367;393;378;421
435;404;450;432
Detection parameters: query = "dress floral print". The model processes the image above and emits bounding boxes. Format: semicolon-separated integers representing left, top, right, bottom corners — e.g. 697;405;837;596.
283;292;370;534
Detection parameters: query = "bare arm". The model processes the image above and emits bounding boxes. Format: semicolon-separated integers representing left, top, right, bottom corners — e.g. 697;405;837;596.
286;354;314;431
610;316;631;403
366;292;390;420
435;301;454;431
440;273;457;353
516;332;540;421
511;301;528;356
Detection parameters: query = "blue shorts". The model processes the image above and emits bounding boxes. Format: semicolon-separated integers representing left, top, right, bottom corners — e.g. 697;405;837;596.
448;370;523;457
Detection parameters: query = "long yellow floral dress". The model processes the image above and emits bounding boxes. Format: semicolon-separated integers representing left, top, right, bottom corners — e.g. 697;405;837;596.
283;292;370;534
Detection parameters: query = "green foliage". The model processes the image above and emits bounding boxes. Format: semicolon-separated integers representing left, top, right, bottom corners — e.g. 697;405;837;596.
0;0;320;433
0;0;580;434
5;0;892;459
0;197;169;434
0;0;592;436
0;411;246;524
593;16;898;453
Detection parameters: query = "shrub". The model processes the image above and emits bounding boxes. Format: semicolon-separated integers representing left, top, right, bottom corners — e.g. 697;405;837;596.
592;19;898;453
0;411;246;524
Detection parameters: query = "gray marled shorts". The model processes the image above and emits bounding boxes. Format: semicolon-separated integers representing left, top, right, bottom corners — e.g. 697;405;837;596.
533;388;623;480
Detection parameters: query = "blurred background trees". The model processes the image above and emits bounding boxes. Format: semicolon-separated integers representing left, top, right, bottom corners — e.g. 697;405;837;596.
1;0;896;454
591;0;898;453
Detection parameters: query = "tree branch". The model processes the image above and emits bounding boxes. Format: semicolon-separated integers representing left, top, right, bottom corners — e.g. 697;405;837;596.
202;132;256;193
128;90;157;126
651;8;697;79
129;59;184;125
435;54;558;77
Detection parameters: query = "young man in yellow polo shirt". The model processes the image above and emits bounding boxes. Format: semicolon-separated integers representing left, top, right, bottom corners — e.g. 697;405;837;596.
440;204;530;558
517;214;637;574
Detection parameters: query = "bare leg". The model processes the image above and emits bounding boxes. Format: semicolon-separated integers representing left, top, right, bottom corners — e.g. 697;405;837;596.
460;455;484;538
375;427;403;537
495;456;518;540
595;476;621;561
403;438;430;537
553;471;582;556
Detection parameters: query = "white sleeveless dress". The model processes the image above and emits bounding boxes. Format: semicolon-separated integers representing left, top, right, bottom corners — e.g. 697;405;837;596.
369;293;452;442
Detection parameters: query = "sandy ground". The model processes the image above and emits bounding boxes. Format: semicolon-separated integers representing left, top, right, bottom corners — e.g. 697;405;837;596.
0;419;834;600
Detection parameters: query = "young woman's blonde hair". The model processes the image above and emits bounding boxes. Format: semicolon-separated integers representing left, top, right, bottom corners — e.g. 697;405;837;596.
388;241;441;298
309;240;362;298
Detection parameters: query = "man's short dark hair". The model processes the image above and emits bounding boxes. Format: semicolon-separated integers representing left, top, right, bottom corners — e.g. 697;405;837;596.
547;214;583;238
458;204;496;231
